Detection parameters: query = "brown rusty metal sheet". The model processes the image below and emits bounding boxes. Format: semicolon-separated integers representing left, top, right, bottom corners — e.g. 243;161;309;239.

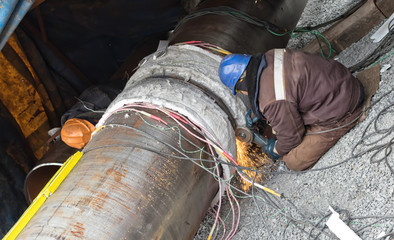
303;0;386;56
375;0;394;17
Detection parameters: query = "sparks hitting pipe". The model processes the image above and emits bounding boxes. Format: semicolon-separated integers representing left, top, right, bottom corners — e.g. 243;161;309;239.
17;0;307;239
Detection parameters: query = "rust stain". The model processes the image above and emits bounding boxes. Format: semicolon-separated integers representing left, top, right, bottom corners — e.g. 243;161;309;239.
77;196;92;207
90;191;108;211
106;168;127;183
70;222;85;239
133;116;144;128
89;190;138;219
106;175;149;203
106;182;138;200
108;196;138;218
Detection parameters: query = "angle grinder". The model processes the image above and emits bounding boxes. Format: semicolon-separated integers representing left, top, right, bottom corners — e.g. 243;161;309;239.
235;127;269;148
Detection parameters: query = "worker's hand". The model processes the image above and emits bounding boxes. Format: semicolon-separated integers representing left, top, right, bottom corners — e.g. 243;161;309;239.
245;109;259;128
264;139;280;161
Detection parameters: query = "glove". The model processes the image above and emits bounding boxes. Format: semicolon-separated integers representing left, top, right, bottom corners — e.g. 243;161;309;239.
264;139;280;161
245;109;259;128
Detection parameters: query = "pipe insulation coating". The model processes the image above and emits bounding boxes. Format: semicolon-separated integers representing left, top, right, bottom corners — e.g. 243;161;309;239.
99;45;248;127
98;44;249;178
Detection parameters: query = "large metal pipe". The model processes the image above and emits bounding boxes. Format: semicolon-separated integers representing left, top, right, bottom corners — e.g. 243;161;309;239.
17;0;307;239
170;0;308;54
19;107;219;239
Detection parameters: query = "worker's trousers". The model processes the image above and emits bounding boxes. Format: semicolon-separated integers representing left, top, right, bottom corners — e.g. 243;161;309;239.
283;104;364;171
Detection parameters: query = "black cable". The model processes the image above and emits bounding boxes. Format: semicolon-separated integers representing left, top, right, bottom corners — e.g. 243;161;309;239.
302;0;367;31
389;17;394;32
173;1;367;38
308;212;330;240
172;6;287;34
251;172;266;227
376;231;394;240
349;24;394;73
354;217;387;234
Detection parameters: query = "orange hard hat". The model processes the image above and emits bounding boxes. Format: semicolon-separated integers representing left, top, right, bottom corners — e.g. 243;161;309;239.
61;118;96;149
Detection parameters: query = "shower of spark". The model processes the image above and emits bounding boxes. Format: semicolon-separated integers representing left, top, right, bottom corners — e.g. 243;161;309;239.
236;138;273;192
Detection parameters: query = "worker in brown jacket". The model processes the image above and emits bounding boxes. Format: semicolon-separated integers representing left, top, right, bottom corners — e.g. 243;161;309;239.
218;49;365;171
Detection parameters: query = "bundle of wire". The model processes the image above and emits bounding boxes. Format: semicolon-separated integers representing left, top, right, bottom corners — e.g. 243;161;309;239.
174;41;231;56
91;100;296;239
92;102;247;239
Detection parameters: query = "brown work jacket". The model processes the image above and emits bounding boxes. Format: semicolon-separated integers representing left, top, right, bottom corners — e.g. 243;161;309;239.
258;49;361;156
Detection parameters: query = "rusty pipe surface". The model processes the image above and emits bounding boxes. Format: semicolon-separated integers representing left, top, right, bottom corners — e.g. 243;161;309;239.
18;108;218;239
170;0;308;54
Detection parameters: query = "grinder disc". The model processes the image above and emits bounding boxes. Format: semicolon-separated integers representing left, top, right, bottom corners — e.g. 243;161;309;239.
235;127;253;143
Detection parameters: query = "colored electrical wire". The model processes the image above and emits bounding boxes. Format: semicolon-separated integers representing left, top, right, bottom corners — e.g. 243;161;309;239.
225;185;241;240
106;104;282;191
174;41;232;56
88;104;264;239
92;105;240;239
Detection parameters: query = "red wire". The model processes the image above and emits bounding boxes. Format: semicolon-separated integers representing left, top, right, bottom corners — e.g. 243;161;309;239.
222;151;238;166
169;112;189;124
183;40;202;44
149;114;168;125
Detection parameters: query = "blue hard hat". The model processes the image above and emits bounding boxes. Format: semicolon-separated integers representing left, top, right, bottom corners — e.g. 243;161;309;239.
218;54;252;95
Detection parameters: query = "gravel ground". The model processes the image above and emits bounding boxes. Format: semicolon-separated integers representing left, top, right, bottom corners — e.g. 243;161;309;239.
196;1;394;239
